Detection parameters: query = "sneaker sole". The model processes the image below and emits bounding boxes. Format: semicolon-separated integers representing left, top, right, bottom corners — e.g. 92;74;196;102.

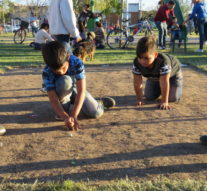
101;97;116;109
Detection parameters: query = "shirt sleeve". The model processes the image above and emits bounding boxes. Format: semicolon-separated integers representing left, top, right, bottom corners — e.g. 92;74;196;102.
42;68;56;91
189;4;198;20
74;59;86;80
160;64;171;75
59;0;80;38
132;64;141;75
43;30;54;42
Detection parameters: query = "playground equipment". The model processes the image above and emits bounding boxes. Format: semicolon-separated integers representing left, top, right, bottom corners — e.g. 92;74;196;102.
164;0;187;52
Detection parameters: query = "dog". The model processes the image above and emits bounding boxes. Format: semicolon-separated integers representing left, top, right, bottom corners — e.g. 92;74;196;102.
73;32;96;62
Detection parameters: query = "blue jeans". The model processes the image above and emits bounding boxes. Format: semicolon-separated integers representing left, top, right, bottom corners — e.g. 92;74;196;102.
34;42;43;50
155;21;167;47
31;26;38;37
144;71;183;102
171;30;182;44
197;19;207;49
55;75;104;118
54;35;72;54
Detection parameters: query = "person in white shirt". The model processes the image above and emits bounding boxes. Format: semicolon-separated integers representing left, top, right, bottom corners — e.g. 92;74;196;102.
29;12;38;37
33;23;54;50
48;0;82;53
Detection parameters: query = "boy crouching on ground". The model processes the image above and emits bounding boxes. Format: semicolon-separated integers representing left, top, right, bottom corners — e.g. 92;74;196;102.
132;36;183;110
42;41;115;131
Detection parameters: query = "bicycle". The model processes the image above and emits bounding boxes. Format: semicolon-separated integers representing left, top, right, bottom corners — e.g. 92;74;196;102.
106;19;153;49
13;18;29;44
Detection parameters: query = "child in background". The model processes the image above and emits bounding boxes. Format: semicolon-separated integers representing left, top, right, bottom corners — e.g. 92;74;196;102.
94;21;105;49
132;36;183;110
33;23;54;50
42;41;115;131
170;17;183;47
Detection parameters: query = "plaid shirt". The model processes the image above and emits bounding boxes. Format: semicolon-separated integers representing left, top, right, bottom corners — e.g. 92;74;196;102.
42;55;85;91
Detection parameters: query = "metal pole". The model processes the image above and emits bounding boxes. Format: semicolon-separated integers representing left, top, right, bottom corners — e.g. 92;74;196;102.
120;0;124;28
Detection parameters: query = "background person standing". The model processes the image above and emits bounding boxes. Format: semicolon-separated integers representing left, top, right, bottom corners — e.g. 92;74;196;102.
48;0;81;54
154;0;175;49
185;0;207;53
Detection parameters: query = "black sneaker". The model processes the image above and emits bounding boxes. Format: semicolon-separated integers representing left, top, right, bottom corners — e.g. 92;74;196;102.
101;97;116;109
200;135;207;145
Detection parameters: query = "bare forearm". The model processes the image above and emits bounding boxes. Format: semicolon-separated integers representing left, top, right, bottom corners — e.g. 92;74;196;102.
71;91;85;118
160;79;170;103
133;75;143;101
48;91;69;120
71;79;86;118
134;84;143;101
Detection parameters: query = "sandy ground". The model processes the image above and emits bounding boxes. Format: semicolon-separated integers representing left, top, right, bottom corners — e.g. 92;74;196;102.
0;65;207;183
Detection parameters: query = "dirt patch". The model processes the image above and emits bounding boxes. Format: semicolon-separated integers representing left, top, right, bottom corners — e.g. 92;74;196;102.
0;65;207;183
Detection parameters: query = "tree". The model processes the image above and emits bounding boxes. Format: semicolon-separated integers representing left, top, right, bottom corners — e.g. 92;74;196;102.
26;0;48;17
0;0;15;24
178;0;191;18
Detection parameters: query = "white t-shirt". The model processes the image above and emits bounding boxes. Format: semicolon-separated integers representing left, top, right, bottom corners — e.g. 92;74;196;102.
48;0;80;38
35;29;54;44
30;16;38;27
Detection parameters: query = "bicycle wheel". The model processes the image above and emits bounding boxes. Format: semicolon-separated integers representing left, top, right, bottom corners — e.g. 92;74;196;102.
106;29;128;49
13;29;26;44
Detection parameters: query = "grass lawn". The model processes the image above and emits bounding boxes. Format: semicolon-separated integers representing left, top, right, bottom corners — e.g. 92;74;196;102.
1;178;207;191
1;33;207;72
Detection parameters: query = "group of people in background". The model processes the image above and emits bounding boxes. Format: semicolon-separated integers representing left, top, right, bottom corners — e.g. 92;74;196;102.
155;0;207;53
30;1;105;51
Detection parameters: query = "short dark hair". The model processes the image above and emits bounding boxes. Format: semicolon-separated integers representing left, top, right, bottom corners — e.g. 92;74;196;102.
136;36;157;58
168;0;175;5
40;23;49;29
84;4;90;8
42;41;68;70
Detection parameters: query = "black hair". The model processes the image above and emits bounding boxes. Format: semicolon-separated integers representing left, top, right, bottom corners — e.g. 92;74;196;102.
42;41;68;70
84;4;90;8
168;0;175;5
136;36;157;58
40;23;49;29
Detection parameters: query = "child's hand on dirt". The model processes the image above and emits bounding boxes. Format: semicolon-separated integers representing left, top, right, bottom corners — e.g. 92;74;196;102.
136;100;144;107
73;117;80;131
64;116;75;130
159;102;171;110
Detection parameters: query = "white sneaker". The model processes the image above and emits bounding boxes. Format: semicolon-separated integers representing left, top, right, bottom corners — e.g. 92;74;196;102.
195;49;204;53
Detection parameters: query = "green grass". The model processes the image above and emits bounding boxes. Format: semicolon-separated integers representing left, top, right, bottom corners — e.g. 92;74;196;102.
1;178;207;191
0;33;207;72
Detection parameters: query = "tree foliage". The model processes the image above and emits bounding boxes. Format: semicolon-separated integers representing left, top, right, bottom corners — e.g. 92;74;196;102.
0;0;15;23
26;0;48;17
72;0;123;16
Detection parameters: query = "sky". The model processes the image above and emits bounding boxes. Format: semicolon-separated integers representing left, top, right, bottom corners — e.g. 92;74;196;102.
128;0;160;10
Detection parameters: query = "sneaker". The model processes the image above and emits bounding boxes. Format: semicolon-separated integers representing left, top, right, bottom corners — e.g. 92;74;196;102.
40;87;47;93
101;97;116;109
195;49;204;53
157;46;164;50
200;135;207;145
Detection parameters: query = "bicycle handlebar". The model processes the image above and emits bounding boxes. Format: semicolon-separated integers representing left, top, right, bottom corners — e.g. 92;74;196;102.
122;19;130;23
